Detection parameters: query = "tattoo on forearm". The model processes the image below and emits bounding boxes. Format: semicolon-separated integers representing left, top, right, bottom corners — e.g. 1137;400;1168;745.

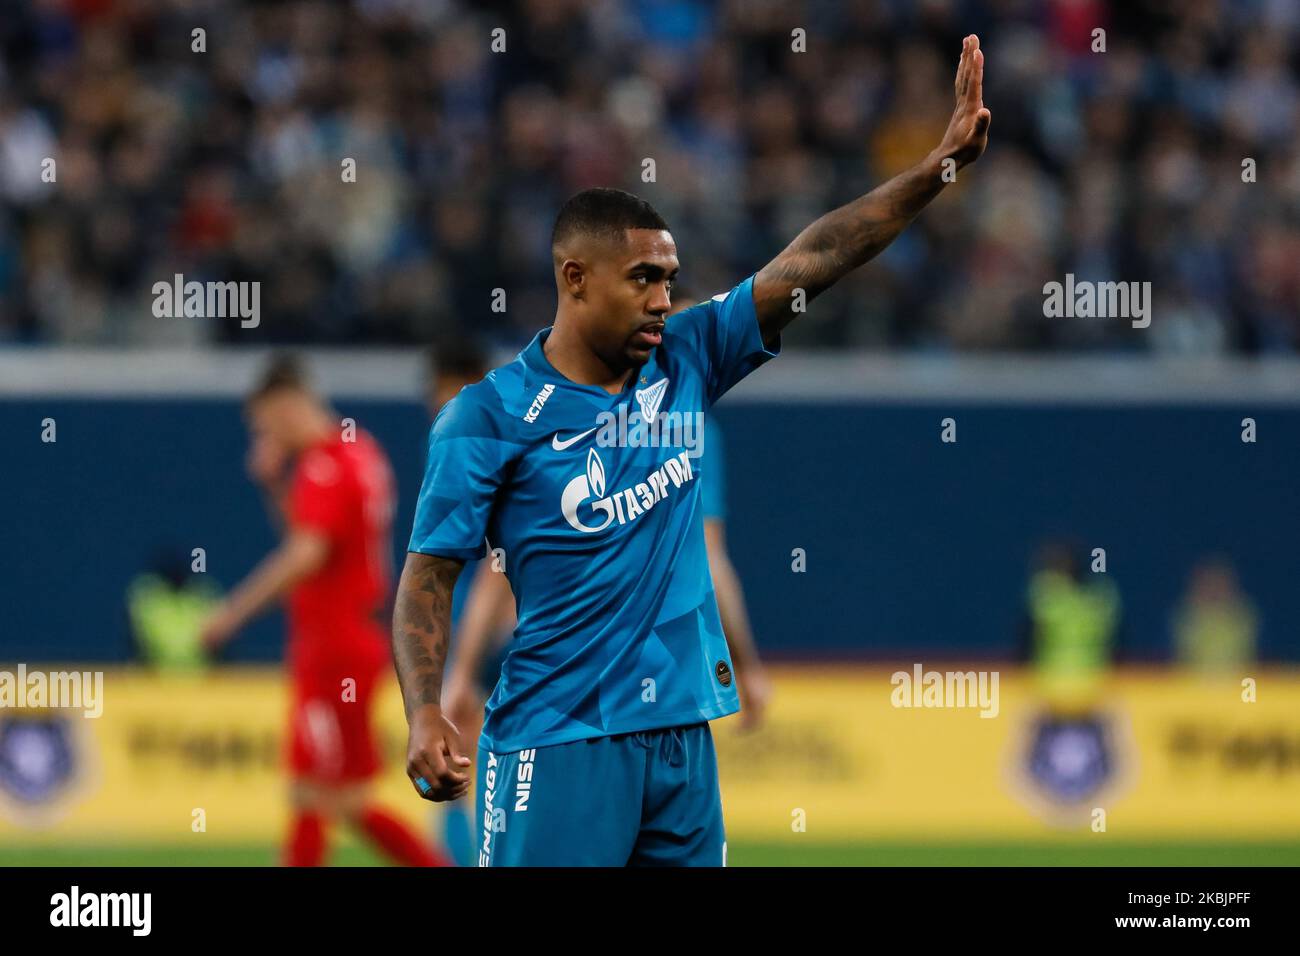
391;555;462;717
755;159;945;331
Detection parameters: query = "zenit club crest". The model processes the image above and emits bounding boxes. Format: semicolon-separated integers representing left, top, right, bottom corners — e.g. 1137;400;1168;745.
634;378;669;425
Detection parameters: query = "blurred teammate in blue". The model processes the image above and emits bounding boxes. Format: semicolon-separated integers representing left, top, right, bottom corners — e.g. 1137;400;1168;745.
391;35;991;865
421;340;516;866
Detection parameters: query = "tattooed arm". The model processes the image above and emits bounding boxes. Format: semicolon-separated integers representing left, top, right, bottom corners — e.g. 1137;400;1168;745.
753;34;992;346
392;551;472;802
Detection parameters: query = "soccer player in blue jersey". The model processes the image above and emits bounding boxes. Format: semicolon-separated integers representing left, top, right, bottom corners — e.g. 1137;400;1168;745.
392;35;991;865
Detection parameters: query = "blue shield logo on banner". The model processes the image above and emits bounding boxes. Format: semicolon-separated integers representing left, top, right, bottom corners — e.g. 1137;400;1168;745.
0;713;77;806
1025;715;1113;804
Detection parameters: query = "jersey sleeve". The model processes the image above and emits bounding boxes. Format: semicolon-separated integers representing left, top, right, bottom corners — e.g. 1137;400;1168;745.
408;390;515;561
290;449;350;540
667;274;781;406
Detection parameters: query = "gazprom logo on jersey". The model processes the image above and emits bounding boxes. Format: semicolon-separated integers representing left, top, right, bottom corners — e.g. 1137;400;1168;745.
561;447;695;533
593;379;704;455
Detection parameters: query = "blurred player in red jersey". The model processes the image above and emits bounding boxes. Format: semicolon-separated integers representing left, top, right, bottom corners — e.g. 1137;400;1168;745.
202;356;447;867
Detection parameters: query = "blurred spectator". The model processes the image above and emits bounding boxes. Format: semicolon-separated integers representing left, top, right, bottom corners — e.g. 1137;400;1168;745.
126;548;221;672
1020;539;1121;712
1172;558;1258;674
1016;539;1125;808
0;0;1296;351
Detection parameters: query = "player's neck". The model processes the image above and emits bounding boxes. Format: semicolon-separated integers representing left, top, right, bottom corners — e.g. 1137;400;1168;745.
544;321;631;395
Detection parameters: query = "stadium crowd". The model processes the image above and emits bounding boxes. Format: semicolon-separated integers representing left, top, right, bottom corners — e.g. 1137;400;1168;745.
0;0;1297;352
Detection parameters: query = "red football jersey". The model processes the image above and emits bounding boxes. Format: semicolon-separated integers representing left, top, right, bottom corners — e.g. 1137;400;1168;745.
286;429;395;679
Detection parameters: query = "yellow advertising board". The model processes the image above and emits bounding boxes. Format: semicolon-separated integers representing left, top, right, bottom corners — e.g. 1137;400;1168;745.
1;666;1296;845
712;667;1300;840
0;668;420;845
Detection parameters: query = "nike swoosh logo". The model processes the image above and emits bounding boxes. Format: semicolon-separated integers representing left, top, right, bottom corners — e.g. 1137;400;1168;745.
551;427;598;451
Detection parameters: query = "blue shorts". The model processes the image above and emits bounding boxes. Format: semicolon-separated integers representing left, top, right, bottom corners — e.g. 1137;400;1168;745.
475;722;726;866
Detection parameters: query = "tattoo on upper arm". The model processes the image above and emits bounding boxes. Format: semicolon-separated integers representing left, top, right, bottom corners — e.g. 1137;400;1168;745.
754;162;944;336
392;554;462;715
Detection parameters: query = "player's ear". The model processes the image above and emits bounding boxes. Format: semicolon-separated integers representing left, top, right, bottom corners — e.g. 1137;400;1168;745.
560;258;587;300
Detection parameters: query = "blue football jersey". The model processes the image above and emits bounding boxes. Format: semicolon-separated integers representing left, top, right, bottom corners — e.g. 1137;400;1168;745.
408;275;778;752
